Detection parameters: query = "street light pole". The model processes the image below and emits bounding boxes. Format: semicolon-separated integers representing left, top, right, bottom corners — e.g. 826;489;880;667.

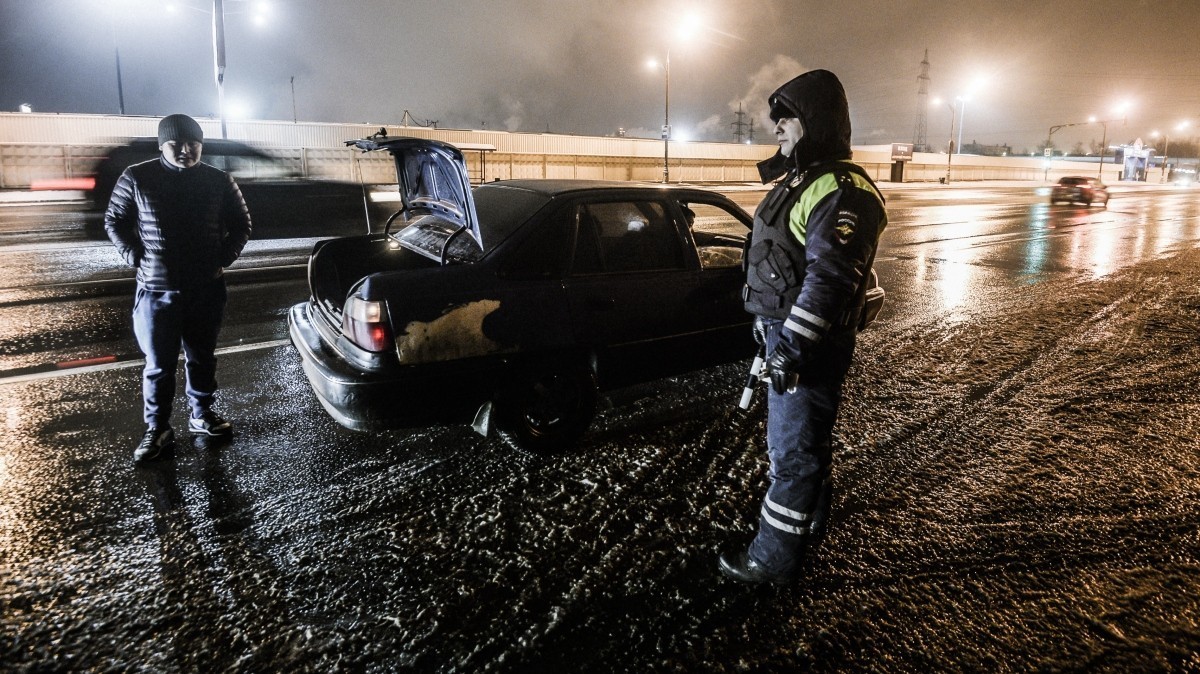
114;38;126;115
1097;120;1108;181
1044;126;1055;182
956;96;967;155
661;49;671;183
945;101;957;184
1160;134;1170;183
212;0;228;139
109;12;126;115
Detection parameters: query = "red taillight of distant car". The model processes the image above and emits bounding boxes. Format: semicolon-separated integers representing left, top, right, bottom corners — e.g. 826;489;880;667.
342;296;392;352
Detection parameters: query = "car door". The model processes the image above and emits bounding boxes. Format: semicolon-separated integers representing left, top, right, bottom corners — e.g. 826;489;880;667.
562;196;698;387
676;197;756;365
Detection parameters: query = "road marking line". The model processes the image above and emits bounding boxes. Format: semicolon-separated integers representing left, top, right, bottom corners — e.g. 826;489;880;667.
0;339;292;385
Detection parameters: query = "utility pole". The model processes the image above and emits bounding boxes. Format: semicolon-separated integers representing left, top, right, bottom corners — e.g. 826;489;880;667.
212;0;227;139
913;49;930;152
731;102;750;143
290;76;297;123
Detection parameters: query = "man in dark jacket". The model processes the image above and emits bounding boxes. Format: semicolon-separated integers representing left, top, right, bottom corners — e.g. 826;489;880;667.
719;70;887;585
105;113;252;463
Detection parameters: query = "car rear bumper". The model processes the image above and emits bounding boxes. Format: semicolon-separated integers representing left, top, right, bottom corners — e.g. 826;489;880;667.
288;301;496;431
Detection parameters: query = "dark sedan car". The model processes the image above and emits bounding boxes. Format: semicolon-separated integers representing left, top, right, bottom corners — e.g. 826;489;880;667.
1050;176;1110;207
85;138;381;238
289;137;755;452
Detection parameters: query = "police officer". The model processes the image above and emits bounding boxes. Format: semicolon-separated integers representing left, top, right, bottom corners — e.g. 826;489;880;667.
719;70;887;585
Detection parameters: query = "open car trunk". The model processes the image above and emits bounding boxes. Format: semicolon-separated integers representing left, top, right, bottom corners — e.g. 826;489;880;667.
306;235;435;329
308;137;481;329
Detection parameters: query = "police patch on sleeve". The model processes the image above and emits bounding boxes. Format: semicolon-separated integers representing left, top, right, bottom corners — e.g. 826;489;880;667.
835;209;858;244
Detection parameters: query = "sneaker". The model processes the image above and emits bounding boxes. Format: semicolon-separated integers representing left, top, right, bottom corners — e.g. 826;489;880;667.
134;426;175;463
189;410;232;436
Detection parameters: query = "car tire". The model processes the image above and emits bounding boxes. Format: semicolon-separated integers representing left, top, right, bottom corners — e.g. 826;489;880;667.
495;361;598;453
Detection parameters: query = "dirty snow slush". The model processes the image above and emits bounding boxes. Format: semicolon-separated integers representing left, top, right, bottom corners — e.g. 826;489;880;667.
4;249;1200;671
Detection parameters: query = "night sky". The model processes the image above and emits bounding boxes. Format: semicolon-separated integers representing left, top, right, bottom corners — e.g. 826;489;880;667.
2;0;1199;153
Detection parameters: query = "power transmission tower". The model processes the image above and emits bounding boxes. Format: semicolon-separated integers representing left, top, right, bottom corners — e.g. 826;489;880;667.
747;116;756;144
913;49;931;152
400;110;438;128
731;102;750;143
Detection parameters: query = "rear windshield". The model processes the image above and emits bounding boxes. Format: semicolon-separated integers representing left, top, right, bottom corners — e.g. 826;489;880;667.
472;183;552;251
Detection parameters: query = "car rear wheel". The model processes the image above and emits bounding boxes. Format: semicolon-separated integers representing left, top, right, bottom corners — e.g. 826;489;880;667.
496;361;598;453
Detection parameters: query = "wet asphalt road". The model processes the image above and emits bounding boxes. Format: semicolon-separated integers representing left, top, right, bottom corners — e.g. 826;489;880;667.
2;183;1200;672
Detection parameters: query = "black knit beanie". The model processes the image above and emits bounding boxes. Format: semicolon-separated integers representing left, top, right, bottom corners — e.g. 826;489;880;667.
157;114;204;145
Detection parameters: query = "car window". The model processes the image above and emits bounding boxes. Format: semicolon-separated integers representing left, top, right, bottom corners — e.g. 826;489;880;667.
571;200;685;274
498;206;572;279
681;201;747;269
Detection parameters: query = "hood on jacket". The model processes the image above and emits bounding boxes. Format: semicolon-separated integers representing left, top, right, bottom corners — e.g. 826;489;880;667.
757;69;853;183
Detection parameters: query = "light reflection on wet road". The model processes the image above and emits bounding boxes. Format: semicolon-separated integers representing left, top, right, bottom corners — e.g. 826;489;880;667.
2;183;1200;671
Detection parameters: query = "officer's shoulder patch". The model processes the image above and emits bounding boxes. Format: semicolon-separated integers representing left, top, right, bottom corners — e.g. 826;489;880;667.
835;209;858;244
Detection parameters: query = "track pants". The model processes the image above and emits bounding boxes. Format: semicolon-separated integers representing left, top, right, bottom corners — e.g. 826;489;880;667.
132;278;228;427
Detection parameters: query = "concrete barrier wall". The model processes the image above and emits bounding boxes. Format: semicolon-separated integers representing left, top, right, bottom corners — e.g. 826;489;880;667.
5;141;1118;190
0;142;772;189
0;113;1127;188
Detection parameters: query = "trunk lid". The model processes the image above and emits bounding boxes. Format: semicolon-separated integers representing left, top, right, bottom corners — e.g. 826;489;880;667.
346;136;481;250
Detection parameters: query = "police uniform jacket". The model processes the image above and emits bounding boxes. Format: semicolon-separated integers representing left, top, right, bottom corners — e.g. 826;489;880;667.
744;69;887;353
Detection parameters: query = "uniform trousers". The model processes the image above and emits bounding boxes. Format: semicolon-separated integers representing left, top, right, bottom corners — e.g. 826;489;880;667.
748;317;856;576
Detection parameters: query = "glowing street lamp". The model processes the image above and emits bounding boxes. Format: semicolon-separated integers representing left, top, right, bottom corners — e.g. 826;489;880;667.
952;76;987;155
646;12;703;183
167;0;272;138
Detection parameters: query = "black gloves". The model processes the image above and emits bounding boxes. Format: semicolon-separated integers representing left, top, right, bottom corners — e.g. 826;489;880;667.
764;342;804;394
754;317;808;394
752;317;767;347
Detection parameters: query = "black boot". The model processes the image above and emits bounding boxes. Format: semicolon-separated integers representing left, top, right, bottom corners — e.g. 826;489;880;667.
717;549;794;586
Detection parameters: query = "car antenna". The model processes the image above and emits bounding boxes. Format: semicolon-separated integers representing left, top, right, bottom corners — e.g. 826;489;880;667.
350;140;373;234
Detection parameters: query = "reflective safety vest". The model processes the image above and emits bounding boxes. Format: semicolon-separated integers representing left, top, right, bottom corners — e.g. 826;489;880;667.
743;161;886;322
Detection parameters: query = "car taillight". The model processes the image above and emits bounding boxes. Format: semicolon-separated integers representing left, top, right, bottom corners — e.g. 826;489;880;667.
342;296;392;352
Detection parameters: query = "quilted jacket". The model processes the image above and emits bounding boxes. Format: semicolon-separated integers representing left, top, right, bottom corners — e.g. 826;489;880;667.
105;156;252;290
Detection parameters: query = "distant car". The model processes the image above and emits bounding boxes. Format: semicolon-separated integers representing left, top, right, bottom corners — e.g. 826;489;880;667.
288;137;755;452
86;138;381;239
1050;176;1110;207
1168;167;1196;186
